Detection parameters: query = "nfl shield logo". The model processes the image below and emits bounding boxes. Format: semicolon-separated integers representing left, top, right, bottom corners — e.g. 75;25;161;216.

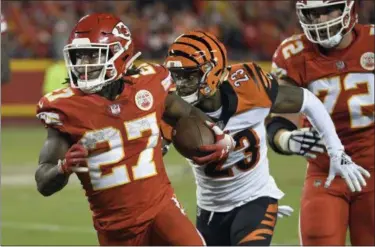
336;61;345;71
314;179;322;187
108;104;121;116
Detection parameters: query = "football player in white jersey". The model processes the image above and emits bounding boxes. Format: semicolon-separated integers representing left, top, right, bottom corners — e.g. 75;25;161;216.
161;30;369;246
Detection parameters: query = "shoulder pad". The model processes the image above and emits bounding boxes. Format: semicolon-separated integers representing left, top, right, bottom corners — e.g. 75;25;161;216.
131;63;174;92
224;62;279;114
36;87;76;130
361;24;375;37
271;34;309;85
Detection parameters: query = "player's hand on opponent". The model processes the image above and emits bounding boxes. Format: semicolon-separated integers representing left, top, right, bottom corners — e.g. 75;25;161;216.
57;144;89;175
325;150;371;192
192;121;236;165
277;205;294;219
279;127;325;159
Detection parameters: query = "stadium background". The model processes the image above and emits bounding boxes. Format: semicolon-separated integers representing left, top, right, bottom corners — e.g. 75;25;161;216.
1;1;374;245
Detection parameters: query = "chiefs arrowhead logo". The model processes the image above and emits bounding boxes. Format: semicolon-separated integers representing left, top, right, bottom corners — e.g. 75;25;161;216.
135;90;154;111
360;52;374;71
112;22;132;49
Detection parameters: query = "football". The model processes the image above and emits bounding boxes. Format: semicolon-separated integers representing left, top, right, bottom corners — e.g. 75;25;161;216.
172;116;215;159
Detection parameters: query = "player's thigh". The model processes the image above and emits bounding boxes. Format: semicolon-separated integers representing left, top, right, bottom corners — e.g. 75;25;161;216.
151;195;205;246
196;207;232;246
97;228;150;246
300;175;349;246
231;197;278;246
349;176;375;246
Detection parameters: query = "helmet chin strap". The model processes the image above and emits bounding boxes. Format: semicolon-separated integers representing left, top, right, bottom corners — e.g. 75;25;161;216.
180;90;199;105
125;51;142;71
319;33;343;49
80;84;103;94
177;61;220;106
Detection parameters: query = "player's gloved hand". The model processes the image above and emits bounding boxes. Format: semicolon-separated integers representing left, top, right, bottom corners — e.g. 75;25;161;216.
192;121;236;165
277;205;294;219
57;144;89;175
278;127;325;159
325;150;371;192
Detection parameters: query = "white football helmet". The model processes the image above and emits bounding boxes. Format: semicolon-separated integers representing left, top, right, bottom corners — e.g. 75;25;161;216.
296;0;357;48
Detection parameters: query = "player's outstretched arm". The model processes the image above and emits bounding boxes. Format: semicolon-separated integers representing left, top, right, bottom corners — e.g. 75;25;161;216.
270;85;370;192
271;84;304;113
163;93;212;125
35;128;71;196
271;85;349;155
270;85;341;155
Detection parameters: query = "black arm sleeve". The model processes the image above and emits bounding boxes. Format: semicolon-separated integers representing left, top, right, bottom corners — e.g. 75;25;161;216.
1;33;11;84
266;116;297;155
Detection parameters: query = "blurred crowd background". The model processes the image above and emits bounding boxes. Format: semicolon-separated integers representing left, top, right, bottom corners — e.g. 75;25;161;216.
3;0;375;61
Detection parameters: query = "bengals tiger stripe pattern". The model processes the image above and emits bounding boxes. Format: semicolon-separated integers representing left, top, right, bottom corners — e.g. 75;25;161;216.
165;30;228;97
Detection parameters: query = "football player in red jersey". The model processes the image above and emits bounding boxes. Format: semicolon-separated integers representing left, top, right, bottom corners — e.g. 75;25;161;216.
161;30;369;246
268;0;374;245
32;13;240;246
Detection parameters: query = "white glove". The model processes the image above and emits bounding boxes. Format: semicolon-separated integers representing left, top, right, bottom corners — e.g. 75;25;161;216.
277;205;294;219
278;128;325;159
325;151;371;192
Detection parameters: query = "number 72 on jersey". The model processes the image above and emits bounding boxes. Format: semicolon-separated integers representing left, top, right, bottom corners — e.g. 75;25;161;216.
310;73;374;129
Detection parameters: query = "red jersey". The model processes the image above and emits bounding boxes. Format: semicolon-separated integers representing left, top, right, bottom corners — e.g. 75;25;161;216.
272;24;374;172
36;63;175;234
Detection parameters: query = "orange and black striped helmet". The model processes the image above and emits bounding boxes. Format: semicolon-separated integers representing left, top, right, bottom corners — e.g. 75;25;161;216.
165;30;228;104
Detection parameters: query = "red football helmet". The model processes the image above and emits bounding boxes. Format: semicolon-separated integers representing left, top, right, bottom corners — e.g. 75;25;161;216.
63;13;140;93
296;0;357;48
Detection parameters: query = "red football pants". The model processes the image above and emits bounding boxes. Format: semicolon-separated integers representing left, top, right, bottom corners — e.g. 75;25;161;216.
97;195;205;246
299;170;374;246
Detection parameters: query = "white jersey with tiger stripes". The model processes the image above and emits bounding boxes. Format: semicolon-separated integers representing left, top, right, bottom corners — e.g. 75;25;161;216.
189;107;284;212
